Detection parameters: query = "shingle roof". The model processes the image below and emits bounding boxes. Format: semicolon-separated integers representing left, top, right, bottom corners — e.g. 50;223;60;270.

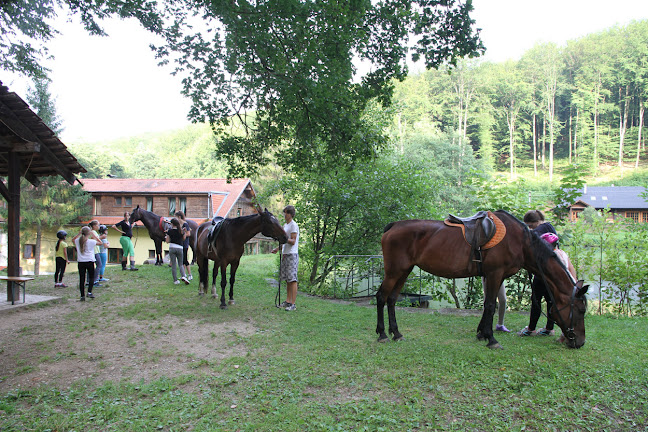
80;178;255;218
573;186;648;210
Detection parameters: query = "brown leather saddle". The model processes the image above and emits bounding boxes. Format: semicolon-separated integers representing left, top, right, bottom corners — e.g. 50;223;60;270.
444;211;506;274
207;216;225;254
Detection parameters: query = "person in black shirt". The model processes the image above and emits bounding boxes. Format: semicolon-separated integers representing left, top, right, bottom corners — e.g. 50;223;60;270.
165;218;190;285
175;211;193;281
518;210;559;337
112;212;138;271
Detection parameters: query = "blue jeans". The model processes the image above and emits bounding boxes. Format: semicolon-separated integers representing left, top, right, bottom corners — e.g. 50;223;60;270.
98;252;108;277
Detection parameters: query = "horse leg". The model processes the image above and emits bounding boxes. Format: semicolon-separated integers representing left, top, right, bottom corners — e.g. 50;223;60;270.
477;275;503;349
219;264;228;309
375;283;389;342
155;240;162;265
227;260;239;305
198;257;208;296
211;261;219;300
386;289;404;341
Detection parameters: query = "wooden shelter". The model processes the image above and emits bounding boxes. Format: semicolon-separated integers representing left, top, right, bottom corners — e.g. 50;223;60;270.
0;80;86;301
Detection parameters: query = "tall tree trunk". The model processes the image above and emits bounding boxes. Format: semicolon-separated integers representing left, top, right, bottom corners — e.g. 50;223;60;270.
574;108;579;162
542;116;546;170
568;107;573;164
533;114;538;176
618;85;630;171
636;103;644;169
34;225;42;276
548;98;555;182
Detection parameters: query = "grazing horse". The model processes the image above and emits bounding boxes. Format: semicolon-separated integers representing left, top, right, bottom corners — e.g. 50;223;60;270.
129;206;198;265
377;210;589;349
195;206;287;309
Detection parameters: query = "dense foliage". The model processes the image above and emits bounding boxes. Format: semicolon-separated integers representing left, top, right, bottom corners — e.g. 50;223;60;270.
392;20;648;178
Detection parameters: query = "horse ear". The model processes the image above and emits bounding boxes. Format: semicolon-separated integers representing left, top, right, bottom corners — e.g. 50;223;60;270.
576;281;589;297
136;205;140;209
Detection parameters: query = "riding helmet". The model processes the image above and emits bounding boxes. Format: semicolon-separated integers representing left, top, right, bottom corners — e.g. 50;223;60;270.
56;230;67;239
99;225;107;234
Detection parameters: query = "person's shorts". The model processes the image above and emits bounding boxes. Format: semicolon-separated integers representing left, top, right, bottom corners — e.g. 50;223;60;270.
280;253;298;282
119;236;136;257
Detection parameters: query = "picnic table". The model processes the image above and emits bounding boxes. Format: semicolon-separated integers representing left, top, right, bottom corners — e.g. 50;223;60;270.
1;276;34;305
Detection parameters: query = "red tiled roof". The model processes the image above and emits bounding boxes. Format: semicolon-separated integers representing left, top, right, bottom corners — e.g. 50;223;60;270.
80;178;255;219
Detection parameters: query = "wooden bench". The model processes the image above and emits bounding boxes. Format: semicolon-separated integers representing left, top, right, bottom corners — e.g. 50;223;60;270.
1;276;34;305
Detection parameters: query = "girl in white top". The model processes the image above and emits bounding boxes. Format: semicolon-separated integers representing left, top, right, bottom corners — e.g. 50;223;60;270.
272;205;299;311
73;226;100;301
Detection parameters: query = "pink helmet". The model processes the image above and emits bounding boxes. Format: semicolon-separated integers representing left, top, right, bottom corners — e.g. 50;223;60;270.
540;232;559;244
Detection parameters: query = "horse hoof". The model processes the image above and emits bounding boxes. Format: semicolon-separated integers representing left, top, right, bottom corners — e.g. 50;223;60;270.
228;300;235;305
393;336;404;342
219;304;227;310
198;292;204;297
487;343;504;350
377;337;389;343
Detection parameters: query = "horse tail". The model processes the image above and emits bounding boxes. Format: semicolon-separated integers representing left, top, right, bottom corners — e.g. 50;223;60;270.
383;222;395;233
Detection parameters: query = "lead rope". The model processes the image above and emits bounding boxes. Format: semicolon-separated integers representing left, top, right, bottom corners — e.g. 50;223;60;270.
275;252;282;307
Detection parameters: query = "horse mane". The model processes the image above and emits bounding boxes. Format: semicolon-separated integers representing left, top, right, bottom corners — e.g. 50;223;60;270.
225;213;260;227
495;210;565;274
383;222;395;233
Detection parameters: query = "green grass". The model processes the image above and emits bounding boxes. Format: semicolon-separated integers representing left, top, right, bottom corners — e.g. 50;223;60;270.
1;255;647;431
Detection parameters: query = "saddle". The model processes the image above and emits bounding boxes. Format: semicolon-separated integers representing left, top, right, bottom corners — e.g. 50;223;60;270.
444;211;506;274
207;216;225;254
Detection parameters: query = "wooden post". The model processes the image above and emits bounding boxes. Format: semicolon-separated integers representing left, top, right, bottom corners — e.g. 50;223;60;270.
7;151;21;302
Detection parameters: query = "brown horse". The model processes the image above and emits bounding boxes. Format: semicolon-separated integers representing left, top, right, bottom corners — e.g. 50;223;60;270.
377;210;589;349
195;206;287;309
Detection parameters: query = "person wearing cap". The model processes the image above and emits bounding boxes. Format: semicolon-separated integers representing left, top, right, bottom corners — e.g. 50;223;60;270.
54;230;69;287
518;230;576;337
97;225;110;282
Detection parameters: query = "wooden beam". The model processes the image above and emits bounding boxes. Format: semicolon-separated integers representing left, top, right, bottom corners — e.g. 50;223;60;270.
7;151;21;301
14;141;76;184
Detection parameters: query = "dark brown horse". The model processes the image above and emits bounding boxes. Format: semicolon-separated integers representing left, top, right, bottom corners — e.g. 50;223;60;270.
377;210;589;349
129;206;198;265
195;206;287;309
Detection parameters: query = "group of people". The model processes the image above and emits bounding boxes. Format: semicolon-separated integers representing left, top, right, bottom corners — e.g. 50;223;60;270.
53;210;210;300
490;209;576;341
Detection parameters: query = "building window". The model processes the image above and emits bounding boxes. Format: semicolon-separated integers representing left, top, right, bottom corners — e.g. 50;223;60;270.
125;197;132;207
179;197;187;214
168;197;176;216
149;250;155;259
626;211;639;222
237;207;241;217
146;197;153;212
67;246;77;262
115;197;122;206
23;244;35;259
643;212;648;223
108;248;123;264
94;197;102;215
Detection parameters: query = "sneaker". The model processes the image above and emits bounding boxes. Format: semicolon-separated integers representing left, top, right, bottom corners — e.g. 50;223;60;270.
495;324;510;332
174;280;181;285
80;296;85;302
537;328;555;336
285;303;297;311
60;283;67;288
130;267;139;271
93;283;102;287
277;301;290;308
54;283;61;287
99;277;110;282
188;275;193;281
181;276;190;285
517;326;537;336
87;293;95;299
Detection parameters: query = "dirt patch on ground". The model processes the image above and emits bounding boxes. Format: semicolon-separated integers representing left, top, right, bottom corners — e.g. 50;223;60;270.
0;300;256;391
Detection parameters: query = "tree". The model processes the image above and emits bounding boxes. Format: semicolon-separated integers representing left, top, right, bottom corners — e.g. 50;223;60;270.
154;0;484;177
26;77;63;134
0;0;168;79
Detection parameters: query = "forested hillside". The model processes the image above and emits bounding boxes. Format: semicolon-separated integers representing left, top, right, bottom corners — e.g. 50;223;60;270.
392;20;648;182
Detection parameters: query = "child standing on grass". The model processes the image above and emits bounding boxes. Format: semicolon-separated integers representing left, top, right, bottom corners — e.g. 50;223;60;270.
73;226;98;301
97;225;110;282
54;230;69;287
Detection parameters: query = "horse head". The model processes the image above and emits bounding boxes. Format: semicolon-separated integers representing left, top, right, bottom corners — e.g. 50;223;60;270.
528;229;588;349
259;208;288;244
551;279;589;349
129;205;142;225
